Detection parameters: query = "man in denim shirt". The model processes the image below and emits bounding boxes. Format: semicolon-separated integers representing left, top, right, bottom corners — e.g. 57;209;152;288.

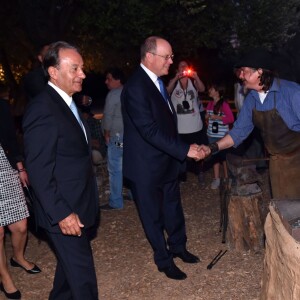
101;68;126;210
200;49;300;199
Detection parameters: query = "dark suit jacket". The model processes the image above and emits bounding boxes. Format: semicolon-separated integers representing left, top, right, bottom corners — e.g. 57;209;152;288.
121;66;189;185
23;66;47;99
0;98;23;169
22;85;99;233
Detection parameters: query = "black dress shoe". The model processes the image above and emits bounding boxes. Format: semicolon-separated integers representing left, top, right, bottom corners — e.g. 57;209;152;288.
0;282;21;300
158;262;187;280
173;249;200;263
10;258;41;274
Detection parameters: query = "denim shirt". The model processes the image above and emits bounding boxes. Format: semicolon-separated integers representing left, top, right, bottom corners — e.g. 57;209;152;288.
229;78;300;147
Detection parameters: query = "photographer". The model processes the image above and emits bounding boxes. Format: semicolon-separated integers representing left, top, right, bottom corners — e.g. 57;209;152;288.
167;60;207;183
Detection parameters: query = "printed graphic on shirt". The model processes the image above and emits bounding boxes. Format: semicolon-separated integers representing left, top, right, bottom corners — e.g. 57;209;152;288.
170;79;203;134
206;109;229;138
175;89;196;114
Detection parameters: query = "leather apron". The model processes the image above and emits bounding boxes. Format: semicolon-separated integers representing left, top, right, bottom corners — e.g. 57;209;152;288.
252;94;300;199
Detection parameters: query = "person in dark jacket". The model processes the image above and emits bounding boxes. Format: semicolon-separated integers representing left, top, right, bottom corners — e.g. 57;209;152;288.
23;41;99;300
23;43;49;100
122;36;202;281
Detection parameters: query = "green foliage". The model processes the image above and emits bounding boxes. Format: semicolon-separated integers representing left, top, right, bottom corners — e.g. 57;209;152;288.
71;0;231;71
179;0;207;14
0;0;300;84
231;0;300;51
72;0;300;72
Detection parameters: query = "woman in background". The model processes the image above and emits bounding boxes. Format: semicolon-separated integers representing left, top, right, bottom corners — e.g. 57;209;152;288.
167;60;207;183
0;84;40;300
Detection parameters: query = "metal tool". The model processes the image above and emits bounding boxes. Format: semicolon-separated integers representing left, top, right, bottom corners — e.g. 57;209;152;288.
207;250;228;270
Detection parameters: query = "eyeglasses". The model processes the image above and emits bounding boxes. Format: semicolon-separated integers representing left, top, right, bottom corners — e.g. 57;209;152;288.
149;52;174;61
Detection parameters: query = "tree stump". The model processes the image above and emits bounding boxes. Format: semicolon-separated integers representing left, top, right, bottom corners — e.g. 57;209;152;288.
227;192;265;252
261;204;300;300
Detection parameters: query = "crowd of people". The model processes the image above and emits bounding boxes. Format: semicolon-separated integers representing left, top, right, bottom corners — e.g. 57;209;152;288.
1;35;300;299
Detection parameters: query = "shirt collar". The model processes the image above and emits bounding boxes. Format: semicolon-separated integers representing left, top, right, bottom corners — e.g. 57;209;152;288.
269;78;280;92
48;81;73;106
140;63;159;83
250;78;279;99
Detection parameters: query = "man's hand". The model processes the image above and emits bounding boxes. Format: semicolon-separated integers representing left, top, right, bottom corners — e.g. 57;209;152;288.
58;213;84;237
187;144;206;161
19;171;30;187
198;144;211;158
190;70;198;79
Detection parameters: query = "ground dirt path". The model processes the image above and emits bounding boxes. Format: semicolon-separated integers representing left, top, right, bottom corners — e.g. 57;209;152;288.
2;169;268;300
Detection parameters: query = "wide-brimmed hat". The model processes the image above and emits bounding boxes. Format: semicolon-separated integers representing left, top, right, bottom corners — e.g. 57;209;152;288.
234;48;274;71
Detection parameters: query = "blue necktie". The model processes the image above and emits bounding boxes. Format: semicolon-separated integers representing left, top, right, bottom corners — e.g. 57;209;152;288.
70;100;85;132
157;77;169;103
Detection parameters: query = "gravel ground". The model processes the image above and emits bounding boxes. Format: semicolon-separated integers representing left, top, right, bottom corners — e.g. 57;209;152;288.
2;168;269;300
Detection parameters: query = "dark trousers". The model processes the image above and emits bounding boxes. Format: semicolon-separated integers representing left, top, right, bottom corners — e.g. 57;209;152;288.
47;229;98;300
128;179;187;269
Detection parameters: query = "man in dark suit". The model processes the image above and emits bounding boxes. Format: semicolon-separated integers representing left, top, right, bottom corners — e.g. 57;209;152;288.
23;41;99;300
121;36;202;280
23;43;49;100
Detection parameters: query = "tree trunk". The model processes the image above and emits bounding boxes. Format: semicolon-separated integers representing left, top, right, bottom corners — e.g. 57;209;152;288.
227;192;265;252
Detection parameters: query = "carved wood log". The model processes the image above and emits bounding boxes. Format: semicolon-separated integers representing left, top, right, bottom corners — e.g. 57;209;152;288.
227;192;265;252
261;205;300;300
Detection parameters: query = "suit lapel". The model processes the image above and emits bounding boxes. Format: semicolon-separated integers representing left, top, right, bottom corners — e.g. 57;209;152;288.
138;67;174;119
46;86;88;145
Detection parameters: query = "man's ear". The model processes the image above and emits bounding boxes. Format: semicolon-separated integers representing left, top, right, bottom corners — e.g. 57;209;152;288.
48;66;57;80
145;52;154;63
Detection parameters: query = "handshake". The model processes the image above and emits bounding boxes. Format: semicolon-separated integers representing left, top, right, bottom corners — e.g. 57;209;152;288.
187;144;212;161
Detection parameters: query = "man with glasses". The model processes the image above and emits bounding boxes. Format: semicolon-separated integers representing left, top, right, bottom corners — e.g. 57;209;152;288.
199;48;300;199
121;36;202;280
